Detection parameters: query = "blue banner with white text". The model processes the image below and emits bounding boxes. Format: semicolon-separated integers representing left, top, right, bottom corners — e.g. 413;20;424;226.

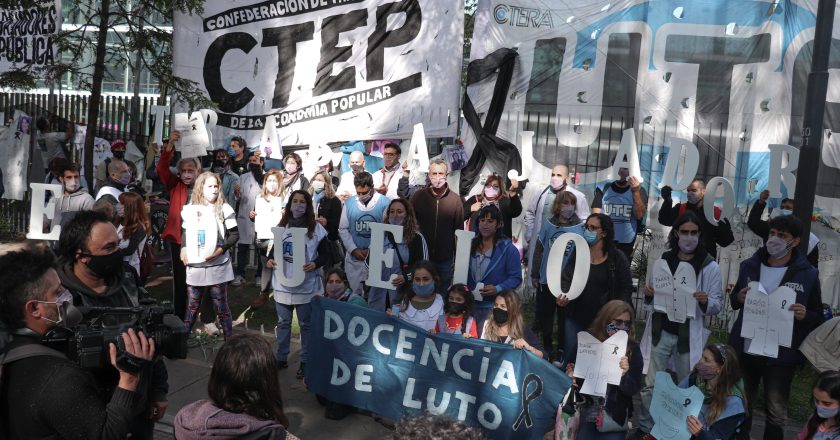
306;296;572;439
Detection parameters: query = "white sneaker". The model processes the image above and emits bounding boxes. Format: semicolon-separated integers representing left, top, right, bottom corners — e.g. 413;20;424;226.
203;322;221;336
232;275;244;286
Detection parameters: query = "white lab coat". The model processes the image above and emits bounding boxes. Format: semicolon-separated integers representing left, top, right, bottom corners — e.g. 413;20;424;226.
523;184;589;265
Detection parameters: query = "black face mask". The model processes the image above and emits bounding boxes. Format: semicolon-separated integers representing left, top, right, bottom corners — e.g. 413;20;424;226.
249;163;262;175
492;308;509;325
214;159;229;169
112;151;125;160
445;301;466;315
81;249;124;280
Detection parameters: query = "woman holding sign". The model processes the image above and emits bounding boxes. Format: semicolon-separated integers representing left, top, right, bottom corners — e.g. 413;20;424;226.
565;300;642;438
396;261;445;332
463;173;522;238
558;214;632;362
637;212;723;438
481;289;545;358
466;205;523;324
180;172;238;339
266;190;331;378
249;170;285;308
677;343;746;440
367;198;428;311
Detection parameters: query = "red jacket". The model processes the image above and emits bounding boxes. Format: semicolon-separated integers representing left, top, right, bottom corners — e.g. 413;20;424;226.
157;148;190;245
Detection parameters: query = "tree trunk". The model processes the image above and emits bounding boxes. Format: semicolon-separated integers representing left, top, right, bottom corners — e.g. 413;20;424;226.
82;0;110;190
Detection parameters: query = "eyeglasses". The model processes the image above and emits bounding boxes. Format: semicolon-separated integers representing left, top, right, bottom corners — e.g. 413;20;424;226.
585;224;601;231
383;152;398;157
611;319;632;328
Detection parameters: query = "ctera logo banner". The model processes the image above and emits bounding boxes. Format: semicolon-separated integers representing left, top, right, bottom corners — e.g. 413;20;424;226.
173;0;462;148
493;4;554;28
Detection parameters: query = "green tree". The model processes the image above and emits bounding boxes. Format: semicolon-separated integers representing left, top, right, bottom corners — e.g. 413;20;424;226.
0;0;210;188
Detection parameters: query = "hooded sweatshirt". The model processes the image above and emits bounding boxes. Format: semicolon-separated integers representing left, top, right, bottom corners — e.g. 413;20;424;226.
52;187;95;227
175;400;297;440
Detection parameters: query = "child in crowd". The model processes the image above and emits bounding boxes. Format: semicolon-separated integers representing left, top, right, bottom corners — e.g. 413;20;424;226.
481;289;545;359
180;172;237;339
395;260;444;332
324;267;367;307
267;190;331;379
679;343;747;440
434;283;478;338
797;371;840;440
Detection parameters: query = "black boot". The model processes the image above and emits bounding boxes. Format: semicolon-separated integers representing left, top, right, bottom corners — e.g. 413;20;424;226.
296;362;305;379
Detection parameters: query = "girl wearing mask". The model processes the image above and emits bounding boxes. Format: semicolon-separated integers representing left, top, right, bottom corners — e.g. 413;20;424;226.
480;289;544;358
797;371;840;440
637;212;723;438
678;343;747;440
565;300;643;439
530;190;585;364
282;152;309;196
323;268;366;307
180;172;238;339
557;214;632;362
249;170;285;307
309;170;342;264
434;284;478;338
466;205;523;325
395;261;444;332
175;334;299;440
367;199;428;311
463;173;522;238
266;190;330;378
117;191;150;287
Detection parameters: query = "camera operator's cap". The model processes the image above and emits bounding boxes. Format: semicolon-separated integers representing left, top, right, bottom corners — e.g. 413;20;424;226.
111;139;126;152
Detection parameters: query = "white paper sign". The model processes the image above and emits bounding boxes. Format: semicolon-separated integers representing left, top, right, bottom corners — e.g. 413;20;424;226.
26;183;63;240
173;112;210;158
741;281;796;358
272;226;307;288
182;205;219;263
452;229;476;285
366;222;404;290
573;330;628;397
254;197;284;240
650;371;704;440
651;260;697;323
260;115;283;159
546;233;590;300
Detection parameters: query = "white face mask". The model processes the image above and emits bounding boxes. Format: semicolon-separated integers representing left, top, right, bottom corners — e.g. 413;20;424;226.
266;181;279;194
311;180;325;193
64;178;80;193
203;184;219;203
285;163;298;174
766;235;793;259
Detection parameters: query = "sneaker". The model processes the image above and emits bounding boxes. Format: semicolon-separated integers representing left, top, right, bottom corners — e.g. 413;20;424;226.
296;363;305;379
203;322;221;336
254;275;262;286
232;275;245;286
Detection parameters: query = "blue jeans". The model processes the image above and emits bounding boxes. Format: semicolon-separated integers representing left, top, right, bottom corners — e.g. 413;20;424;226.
275;301;311;364
235;244;261;277
434;257;454;291
637;330;692;433
563;318;587;367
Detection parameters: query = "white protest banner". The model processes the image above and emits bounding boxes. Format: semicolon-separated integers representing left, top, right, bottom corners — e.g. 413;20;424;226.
366;222;404;290
650;371;703;440
0;111;32;200
573;330;628;397
182;205;219;263
254;197;284;240
546;233;590;300
453;229;477;296
741;281;796;358
272;226;307;288
259;114;282;159
173;112;210;158
651;260;697;323
0;1;61;71
173;0;463;148
26;183;62;240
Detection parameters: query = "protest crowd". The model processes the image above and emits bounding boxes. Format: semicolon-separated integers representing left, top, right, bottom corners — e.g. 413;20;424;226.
0;119;838;440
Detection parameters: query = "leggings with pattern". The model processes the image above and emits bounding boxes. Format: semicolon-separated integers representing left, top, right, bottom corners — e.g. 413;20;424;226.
185;284;233;337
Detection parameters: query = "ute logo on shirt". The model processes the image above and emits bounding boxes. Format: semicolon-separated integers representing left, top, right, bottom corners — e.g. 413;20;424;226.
602;203;633;219
282;238;295;263
354;214;377;238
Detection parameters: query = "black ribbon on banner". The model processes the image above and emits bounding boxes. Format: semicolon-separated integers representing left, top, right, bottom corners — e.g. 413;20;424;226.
513;373;543;430
459;48;524;196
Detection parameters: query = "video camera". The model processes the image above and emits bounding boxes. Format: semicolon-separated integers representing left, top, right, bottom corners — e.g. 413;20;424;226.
45;299;188;370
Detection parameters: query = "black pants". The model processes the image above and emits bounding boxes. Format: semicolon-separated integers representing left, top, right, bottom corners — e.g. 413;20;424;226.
169;242;215;323
536;284;564;359
616;241;634;261
738;354;797;440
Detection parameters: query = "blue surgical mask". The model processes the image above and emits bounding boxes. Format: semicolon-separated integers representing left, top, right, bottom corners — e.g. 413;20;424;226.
816;403;839;419
412;282;435;298
583;230;599;246
777;209;792;217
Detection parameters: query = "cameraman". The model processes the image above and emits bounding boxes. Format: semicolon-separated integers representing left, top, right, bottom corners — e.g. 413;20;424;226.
55;211;170;439
0;241;155;439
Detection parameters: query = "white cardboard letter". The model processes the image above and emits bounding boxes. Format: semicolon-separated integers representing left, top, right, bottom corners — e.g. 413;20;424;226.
150;105;169;145
181;205;219;263
507;131;534;182
611;129;643;183
452;229;476;288
260;115;282;159
659;137;700;190
405;123;430;173
271;226;307;287
703;177;735;225
27;183;63;240
546;233;590;300
366;222;404;290
767;144;799;198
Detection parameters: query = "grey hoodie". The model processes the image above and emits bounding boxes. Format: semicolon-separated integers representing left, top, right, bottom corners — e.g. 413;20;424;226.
52;187;95;227
175;400;291;440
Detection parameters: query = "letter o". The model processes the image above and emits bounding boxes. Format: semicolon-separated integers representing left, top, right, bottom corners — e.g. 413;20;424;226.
478;402;502;430
348;316;371;346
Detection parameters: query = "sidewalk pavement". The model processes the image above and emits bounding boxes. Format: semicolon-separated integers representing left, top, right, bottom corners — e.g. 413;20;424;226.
153;330;391;440
154;330;803;440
